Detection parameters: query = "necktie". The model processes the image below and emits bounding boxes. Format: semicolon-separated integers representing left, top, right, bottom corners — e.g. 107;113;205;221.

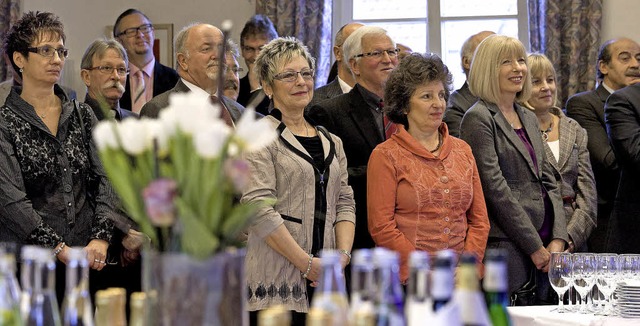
380;101;397;139
132;70;146;113
212;95;234;127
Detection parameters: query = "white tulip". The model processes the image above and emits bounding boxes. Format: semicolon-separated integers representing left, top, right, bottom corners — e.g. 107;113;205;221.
142;119;170;155
193;120;231;159
166;92;222;135
233;108;278;152
92;120;120;150
117;118;149;155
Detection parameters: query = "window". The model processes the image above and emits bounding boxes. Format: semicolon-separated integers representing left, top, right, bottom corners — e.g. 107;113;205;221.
332;0;528;89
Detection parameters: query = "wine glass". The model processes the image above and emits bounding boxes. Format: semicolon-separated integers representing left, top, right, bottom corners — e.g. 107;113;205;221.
572;253;596;314
595;253;619;315
549;252;572;313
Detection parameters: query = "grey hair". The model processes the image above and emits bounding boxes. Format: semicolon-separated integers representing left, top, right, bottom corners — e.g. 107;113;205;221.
255;36;316;87
81;38;128;69
342;25;392;64
226;38;240;59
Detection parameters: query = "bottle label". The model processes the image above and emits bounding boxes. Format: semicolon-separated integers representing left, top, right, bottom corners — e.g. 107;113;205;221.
431;269;453;300
484;262;507;292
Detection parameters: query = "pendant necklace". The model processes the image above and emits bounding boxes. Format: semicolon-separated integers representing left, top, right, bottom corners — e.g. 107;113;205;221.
540;119;553;141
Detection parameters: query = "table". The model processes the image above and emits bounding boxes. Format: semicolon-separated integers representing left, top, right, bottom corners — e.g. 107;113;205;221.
507;306;640;326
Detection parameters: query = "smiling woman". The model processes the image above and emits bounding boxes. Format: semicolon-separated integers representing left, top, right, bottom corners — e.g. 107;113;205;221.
0;11;127;305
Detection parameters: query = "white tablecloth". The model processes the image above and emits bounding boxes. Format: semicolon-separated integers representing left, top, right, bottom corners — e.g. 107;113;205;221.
507;306;640;326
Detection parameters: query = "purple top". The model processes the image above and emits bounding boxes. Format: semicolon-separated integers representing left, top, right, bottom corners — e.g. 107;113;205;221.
514;128;553;245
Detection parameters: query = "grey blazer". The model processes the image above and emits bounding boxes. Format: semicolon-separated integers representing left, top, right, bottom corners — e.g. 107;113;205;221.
139;79;245;122
460;100;568;255
307;78;343;108
544;108;597;250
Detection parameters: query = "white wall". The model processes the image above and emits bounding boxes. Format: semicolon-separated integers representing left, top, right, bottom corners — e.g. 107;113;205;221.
601;0;640;43
22;0;256;97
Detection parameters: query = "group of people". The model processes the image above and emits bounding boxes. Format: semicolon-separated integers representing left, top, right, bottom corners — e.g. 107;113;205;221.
1;7;639;326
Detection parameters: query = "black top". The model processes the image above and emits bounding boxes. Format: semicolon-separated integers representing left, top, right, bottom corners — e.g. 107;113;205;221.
294;135;325;172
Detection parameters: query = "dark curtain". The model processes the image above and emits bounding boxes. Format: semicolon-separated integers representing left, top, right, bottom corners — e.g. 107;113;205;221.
0;0;19;81
529;0;603;107
256;0;333;87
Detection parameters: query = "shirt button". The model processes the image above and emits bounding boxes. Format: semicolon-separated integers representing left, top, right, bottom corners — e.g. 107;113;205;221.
440;176;449;183
67;202;72;207
444;216;450;222
443;228;450;234
444;188;450;194
438;165;444;170
64;184;72;192
444;201;450;207
63;168;67;172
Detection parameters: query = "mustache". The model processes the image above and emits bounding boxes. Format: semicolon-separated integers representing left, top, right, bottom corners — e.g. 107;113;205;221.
103;81;125;92
224;79;239;91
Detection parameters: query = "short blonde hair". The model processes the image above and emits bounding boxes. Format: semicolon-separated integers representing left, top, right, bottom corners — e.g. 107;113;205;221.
468;35;531;104
523;53;558;109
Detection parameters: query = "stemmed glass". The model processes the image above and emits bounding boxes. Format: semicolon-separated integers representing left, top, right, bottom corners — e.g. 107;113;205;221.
595;253;619;315
572;253;596;314
549;252;572;313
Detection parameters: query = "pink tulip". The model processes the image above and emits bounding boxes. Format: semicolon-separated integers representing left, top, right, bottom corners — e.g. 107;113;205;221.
143;178;178;227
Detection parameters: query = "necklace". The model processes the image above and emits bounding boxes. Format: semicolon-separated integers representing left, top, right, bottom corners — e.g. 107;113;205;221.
540;119;553;142
429;131;443;153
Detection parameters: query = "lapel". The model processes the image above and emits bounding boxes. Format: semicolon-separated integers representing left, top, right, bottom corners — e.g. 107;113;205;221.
486;101;540;178
327;79;343;98
121;73;132;110
594;84;610;124
555;111;575;170
345;87;383;150
270;115;332;162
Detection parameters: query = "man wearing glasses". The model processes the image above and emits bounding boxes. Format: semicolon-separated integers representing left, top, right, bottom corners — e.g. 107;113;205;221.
307;25;399;251
80;39;137;121
113;9;178;114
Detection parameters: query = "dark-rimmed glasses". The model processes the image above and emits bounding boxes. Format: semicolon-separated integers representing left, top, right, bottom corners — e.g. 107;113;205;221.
85;66;129;77
354;49;400;59
117;24;154;38
273;69;315;82
27;46;69;59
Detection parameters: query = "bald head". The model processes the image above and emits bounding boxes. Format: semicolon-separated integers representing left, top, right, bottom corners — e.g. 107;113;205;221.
334;22;364;86
461;30;495;77
175;23;224;93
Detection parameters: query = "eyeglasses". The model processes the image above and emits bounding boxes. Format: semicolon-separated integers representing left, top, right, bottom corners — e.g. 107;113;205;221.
85;65;129;77
27;46;69;59
228;66;244;74
117;24;153;38
273;68;315;82
354;48;400;59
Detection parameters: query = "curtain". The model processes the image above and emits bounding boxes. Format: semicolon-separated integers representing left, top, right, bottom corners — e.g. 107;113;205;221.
529;0;603;107
256;0;333;87
0;0;19;81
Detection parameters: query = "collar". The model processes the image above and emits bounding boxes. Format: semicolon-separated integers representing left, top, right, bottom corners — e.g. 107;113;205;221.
337;76;352;94
181;78;211;98
355;83;382;109
392;123;451;159
601;82;615;95
129;58;155;77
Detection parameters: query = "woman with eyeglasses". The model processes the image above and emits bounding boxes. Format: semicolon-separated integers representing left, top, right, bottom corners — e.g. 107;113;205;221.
241;37;355;325
1;11;125;302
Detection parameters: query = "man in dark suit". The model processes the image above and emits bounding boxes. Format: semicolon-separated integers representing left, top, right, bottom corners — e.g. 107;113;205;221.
307;25;399;250
308;22;363;108
604;82;640;253
566;37;640;252
114;9;178;114
237;15;277;115
442;30;494;137
140;23;244;123
80;39;137;121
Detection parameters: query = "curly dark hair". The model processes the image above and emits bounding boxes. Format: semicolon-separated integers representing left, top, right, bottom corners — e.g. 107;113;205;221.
384;53;452;130
4;11;65;79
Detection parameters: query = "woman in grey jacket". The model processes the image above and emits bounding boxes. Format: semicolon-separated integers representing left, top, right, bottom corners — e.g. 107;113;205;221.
241;37;355;325
460;35;568;303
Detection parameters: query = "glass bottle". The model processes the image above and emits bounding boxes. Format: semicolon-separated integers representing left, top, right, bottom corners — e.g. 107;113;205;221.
483;249;512;326
372;248;405;326
406;251;432;326
62;247;93;326
350;249;375;323
94;290;112;326
20;245;38;322
0;252;22;325
308;250;349;325
455;253;490;326
431;254;454;313
128;292;146;326
26;246;61;326
258;304;290;326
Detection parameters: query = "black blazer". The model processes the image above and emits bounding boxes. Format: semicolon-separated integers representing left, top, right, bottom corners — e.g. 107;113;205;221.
306;85;384;250
308;78;343;108
604;83;640;253
565;84;619;207
120;61;179;111
443;82;478;138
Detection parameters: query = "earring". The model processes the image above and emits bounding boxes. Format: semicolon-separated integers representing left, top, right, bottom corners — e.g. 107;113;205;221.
19;68;23;73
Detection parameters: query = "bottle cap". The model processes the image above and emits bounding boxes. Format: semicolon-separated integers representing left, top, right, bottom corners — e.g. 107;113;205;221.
319;250;341;265
485;248;507;262
352;249;372;267
408;250;429;269
459;252;477;265
66;247;87;262
21;245;40;261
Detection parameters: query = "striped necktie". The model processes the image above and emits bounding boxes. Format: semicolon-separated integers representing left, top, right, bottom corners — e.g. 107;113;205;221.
132;70;146;113
380;100;397;139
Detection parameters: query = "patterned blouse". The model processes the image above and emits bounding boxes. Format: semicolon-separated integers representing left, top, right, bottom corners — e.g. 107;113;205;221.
0;85;121;248
367;123;490;282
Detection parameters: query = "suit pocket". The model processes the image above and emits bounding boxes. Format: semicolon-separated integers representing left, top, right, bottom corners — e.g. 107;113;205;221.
281;214;305;247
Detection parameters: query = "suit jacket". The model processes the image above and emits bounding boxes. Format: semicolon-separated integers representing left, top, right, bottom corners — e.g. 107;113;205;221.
443;82;478;138
120;61;178;112
139;79;245;122
83;94;137;121
543;107;596;250
237;75;270;116
460;100;568;255
308;78;343;108
603;83;640;253
306;85;385;250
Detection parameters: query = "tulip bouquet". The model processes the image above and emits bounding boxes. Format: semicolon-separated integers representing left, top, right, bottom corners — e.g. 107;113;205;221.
92;92;277;258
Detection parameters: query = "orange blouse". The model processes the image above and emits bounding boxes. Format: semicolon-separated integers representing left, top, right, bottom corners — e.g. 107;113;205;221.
367;124;490;282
